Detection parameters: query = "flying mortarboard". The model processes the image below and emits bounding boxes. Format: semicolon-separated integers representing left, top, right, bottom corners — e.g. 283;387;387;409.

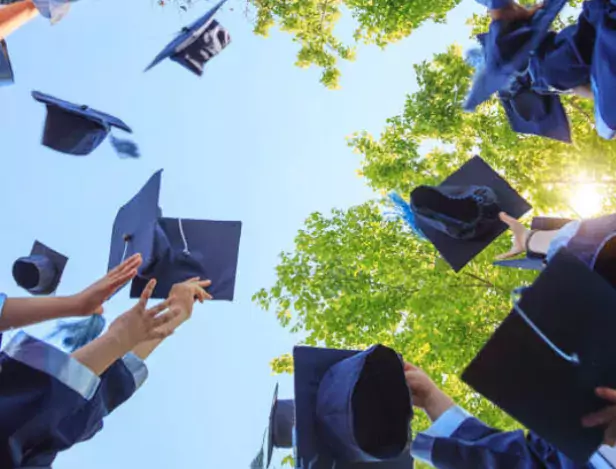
108;170;242;300
32;91;139;157
261;384;294;467
13;241;68;295
464;0;567;111
493;216;572;270
462;248;616;463
294;344;413;469
145;0;231;76
0;40;14;86
405;156;531;272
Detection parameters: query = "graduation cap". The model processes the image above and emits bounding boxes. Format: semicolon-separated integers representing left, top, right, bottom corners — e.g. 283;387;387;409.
263;384;294;467
494;216;573;270
32;91;139;157
108;170;242;299
31;0;74;24
401;156;531;272
462;248;616;463
145;0;231;76
12;241;68;295
0;40;14;86
464;0;567;111
294;344;413;469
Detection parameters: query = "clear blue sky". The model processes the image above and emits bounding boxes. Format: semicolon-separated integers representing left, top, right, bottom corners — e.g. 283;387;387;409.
0;0;480;467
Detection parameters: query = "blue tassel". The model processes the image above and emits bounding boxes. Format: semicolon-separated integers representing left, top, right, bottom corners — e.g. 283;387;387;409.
465;47;485;72
48;315;106;352
388;192;426;239
110;135;141;159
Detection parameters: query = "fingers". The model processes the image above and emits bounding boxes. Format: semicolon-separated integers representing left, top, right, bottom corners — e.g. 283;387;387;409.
597;387;616;404
582;405;616;428
150;307;181;330
110;253;142;276
145;298;171;318
404;362;418;372
495;248;523;260
499;212;517;227
138;279;157;308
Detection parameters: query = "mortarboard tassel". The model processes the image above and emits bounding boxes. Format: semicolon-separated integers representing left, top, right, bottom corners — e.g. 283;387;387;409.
48;314;106;352
388;192;426;239
465;47;486;73
110;135;141;159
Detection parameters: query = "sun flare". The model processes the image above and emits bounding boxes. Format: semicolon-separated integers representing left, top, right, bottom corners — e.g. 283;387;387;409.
569;183;604;218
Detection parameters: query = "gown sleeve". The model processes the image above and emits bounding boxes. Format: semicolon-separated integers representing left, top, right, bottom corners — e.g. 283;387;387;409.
20;352;148;467
410;406;596;469
0;331;100;468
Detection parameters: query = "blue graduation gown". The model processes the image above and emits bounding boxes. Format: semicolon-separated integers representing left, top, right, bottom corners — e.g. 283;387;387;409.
0;331;147;468
21;353;147;466
410;406;606;468
0;331;99;468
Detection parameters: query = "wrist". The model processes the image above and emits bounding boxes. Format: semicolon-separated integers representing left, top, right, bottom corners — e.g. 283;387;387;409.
423;389;455;422
63;295;86;316
104;328;136;357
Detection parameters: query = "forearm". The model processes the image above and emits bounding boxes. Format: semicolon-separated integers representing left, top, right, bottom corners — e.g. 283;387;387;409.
527;230;559;255
0;0;38;38
0;296;82;332
71;332;131;376
131;309;185;360
423;390;456;422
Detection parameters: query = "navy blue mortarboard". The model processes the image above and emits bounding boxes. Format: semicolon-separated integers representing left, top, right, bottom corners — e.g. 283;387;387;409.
266;384;294;467
294;344;413;469
462;248;616;463
145;0;231;76
13;241;67;295
108;170;242;300
0;40;14;86
464;0;567;111
404;156;531;272
32;91;138;157
493;216;572;270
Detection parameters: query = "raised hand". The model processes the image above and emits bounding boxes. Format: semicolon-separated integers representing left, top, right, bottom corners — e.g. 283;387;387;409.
582;387;616;446
404;362;454;421
496;212;530;260
490;2;543;21
72;254;142;316
168;277;212;324
108;278;179;352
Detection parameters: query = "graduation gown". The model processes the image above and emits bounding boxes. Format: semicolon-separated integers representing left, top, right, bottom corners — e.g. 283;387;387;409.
0;331;147;468
410;406;609;468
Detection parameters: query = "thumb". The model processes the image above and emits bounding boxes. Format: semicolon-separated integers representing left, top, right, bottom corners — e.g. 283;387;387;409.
495;248;522;260
93;306;104;315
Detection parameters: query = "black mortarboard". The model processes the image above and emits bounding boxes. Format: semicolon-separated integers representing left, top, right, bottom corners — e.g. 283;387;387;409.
462;248;616;463
145;0;231;76
108;170;242;300
493;216;573;271
464;0;567;111
0;40;14;86
410;156;531;272
294;345;413;469
32;91;137;157
265;384;294;467
12;241;68;295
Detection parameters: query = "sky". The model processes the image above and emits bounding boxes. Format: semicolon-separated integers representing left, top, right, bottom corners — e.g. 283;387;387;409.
0;0;481;467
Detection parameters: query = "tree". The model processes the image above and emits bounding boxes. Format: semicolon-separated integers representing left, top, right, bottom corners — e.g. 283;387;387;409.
250;0;460;88
255;40;616;465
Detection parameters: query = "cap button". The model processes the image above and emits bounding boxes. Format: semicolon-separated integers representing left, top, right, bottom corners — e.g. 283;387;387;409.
123;234;133;242
80;105;89;110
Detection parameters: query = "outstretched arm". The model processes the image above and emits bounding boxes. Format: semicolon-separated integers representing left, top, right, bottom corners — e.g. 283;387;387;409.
0;254;141;333
131;278;211;360
0;1;38;39
71;279;177;376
